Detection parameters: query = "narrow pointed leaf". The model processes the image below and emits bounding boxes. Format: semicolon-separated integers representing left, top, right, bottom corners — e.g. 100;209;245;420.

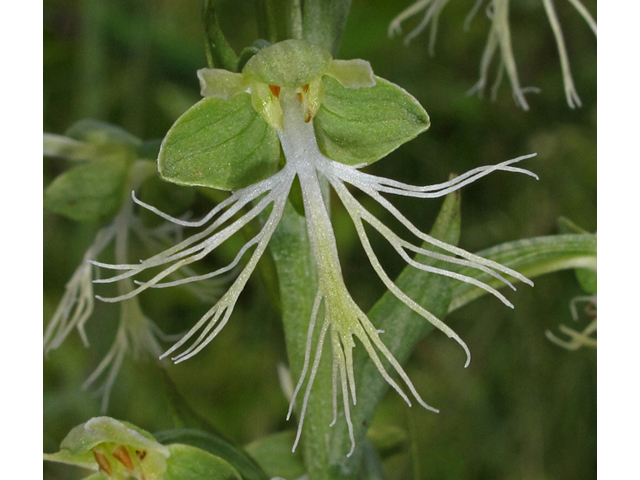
448;233;597;312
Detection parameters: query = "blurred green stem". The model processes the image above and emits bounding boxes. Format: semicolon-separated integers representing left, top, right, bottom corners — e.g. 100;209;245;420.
257;0;303;44
302;0;352;55
77;0;108;119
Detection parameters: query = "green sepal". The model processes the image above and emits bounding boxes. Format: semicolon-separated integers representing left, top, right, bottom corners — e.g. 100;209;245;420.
197;69;248;99
165;444;242;480
44;153;131;223
314;75;430;166
326;59;375;89
242;39;332;88
158;93;281;191
237;39;272;73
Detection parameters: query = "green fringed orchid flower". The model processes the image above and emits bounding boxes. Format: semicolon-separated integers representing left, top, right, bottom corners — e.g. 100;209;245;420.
93;40;537;455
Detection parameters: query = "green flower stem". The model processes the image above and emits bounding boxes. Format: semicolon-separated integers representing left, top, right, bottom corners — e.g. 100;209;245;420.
448;233;597;313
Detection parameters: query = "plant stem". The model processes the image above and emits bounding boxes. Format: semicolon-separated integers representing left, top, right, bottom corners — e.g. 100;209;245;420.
302;0;353;56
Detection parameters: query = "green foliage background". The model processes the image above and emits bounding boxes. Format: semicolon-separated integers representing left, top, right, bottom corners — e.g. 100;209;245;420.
44;0;596;478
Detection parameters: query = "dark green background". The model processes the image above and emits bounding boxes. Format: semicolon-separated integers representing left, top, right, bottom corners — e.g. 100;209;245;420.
44;0;596;478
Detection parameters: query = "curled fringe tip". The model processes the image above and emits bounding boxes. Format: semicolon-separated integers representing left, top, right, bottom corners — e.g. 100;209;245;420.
93;277;117;285
346;445;355;458
132;190;206;228
95;295;117;303
88;259;133;271
414;395;439;413
462;344;471;368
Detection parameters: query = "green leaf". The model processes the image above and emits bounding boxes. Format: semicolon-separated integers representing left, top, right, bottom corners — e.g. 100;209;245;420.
158;93;281;191
329;188;461;476
245;431;306;480
314;76;430;166
448;233;597;312
44;154;130;223
165;444;242;480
